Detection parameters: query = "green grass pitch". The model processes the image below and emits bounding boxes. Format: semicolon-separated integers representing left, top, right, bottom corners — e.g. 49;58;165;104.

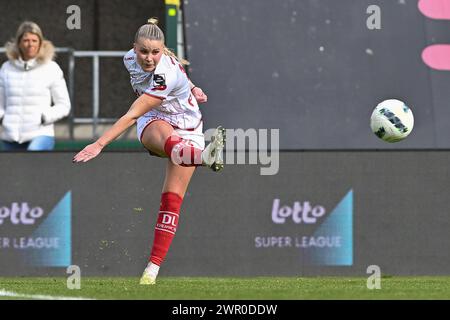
1;277;450;300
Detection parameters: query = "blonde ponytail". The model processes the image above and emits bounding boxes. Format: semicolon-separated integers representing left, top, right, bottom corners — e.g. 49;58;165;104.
163;47;190;66
147;17;159;25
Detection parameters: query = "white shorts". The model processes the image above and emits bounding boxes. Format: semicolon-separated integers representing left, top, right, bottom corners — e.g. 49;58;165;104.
137;114;205;153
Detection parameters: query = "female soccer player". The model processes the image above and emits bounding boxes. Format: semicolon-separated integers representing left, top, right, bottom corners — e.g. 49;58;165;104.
73;18;225;285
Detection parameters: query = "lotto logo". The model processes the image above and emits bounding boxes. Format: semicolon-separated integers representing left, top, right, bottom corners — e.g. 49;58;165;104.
0;203;44;225
419;0;450;70
271;199;326;224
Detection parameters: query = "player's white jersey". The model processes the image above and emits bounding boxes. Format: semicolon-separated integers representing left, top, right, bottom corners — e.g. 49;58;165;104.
123;49;202;138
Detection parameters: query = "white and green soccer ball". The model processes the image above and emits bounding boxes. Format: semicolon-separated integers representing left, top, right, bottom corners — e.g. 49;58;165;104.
370;99;414;143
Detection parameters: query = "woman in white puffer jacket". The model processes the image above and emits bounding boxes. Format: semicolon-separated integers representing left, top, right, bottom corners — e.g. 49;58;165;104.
0;21;71;151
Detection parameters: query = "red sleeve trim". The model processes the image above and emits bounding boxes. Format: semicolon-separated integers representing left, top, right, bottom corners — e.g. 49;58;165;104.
144;92;166;100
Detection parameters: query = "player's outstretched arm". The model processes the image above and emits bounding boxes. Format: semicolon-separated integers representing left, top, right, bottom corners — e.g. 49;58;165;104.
73;94;162;163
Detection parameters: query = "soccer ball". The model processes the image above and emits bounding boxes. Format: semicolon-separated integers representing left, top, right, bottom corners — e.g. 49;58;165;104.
370;99;414;143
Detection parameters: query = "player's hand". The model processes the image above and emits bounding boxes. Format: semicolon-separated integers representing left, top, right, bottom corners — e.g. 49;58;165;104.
192;87;207;103
72;142;104;163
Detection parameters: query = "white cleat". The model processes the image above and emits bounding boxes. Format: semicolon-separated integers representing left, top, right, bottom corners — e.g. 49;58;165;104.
139;271;156;285
202;126;226;172
140;262;159;285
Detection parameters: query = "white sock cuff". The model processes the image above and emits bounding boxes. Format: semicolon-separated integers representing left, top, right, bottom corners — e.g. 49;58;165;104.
147;262;160;276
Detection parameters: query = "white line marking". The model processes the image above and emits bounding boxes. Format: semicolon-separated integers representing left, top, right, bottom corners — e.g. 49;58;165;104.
0;289;95;300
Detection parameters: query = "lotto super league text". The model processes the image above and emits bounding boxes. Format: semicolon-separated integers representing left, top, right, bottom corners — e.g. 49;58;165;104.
255;198;344;249
0;237;59;249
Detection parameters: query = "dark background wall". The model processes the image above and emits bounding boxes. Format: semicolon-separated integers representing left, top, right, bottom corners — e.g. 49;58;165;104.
1;151;450;276
0;0;166;118
2;0;450;149
184;0;450;149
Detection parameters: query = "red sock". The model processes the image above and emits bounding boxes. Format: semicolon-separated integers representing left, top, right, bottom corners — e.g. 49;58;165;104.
164;135;202;166
150;192;183;266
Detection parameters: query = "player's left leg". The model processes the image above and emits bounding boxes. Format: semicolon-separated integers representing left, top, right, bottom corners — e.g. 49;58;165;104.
141;119;204;166
140;162;196;285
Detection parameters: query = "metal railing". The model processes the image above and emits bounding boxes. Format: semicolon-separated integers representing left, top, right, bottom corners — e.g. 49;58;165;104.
71;50;128;138
0;47;127;139
1;7;187;140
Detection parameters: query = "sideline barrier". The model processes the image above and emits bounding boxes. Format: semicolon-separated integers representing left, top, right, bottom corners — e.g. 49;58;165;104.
0;150;449;276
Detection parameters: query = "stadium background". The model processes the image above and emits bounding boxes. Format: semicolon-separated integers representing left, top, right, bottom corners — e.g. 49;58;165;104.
1;0;450;278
